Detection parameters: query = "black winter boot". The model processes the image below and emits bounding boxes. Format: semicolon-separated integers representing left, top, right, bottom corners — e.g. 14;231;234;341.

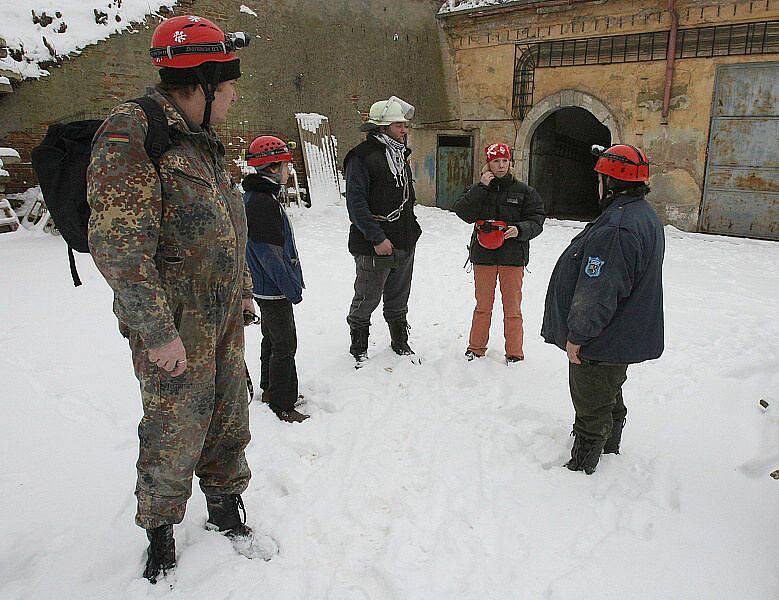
143;524;175;584
349;326;369;361
388;320;414;355
603;418;626;454
205;494;253;539
565;434;604;475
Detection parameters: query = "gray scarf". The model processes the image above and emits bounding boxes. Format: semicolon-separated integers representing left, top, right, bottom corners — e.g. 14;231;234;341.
375;133;408;189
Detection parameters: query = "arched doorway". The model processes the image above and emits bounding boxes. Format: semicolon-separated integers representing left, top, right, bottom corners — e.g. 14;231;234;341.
514;89;621;221
528;107;611;220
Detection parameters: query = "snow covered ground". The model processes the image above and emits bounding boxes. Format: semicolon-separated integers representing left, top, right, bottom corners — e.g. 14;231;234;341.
1;199;777;599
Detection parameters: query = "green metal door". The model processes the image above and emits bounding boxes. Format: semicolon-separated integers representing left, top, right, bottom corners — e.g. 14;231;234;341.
436;136;473;210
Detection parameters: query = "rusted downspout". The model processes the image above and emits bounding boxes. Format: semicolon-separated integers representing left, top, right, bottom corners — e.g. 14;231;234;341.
662;0;679;119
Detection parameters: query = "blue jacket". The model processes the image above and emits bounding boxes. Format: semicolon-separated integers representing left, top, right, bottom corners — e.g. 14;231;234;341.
541;192;665;364
243;174;304;304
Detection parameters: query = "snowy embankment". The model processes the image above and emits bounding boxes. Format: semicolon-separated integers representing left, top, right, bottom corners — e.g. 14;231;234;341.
0;201;777;599
0;1;176;80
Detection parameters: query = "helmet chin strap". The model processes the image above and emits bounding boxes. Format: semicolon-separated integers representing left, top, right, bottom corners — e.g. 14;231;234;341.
195;70;217;129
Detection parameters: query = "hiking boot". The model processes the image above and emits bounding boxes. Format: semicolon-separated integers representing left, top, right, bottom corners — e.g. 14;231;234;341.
142;524;175;584
273;408;310;423
349;326;369;361
603;418;626;454
261;391;305;407
565;434;604;475
506;355;524;364
388;320;414;355
465;350;483;361
205;494;253;539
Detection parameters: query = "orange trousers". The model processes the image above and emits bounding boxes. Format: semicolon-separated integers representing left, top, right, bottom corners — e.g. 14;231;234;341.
468;265;524;358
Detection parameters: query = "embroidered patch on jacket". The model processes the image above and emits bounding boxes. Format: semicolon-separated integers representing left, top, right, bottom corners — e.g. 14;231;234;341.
585;256;606;277
106;133;130;144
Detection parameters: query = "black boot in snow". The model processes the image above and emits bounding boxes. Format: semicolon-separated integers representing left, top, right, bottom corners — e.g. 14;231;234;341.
349;326;369;363
205;494;253;539
206;494;278;560
388;320;414;355
142;524;176;584
603;418;626;454
565;434;604;475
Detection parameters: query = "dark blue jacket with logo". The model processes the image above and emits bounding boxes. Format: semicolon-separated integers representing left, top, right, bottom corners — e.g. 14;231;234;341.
243;174;304;304
541;192;665;363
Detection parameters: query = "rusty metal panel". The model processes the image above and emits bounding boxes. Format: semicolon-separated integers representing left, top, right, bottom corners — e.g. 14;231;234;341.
700;62;779;240
436;144;473;211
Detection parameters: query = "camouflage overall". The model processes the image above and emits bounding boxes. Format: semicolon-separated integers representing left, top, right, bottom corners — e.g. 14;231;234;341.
87;89;253;529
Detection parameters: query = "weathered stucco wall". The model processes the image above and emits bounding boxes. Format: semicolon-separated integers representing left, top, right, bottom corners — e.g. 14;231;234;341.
437;0;779;230
0;0;454;192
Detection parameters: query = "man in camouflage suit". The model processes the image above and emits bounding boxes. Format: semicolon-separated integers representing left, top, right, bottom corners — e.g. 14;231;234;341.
87;15;258;583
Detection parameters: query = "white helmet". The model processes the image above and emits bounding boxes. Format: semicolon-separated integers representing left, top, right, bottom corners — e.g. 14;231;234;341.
360;96;415;131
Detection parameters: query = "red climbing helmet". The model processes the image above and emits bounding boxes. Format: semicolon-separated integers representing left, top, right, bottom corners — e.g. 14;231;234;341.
592;144;650;183
246;136;293;168
475;220;508;250
150;16;246;69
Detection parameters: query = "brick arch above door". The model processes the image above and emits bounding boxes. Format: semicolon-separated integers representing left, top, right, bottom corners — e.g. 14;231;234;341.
514;89;622;182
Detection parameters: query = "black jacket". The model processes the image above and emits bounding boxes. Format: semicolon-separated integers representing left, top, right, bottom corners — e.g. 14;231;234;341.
343;135;422;256
541;193;665;364
453;174;545;266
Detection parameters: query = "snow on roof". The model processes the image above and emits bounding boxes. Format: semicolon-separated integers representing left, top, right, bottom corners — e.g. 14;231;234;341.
296;113;328;134
0;76;9;85
240;5;259;18
0;1;176;80
438;0;523;14
0;148;21;159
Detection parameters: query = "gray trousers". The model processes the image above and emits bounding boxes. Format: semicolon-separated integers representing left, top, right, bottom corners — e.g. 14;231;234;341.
347;248;415;328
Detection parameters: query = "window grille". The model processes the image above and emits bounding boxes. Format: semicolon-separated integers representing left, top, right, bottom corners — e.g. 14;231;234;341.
512;20;778;119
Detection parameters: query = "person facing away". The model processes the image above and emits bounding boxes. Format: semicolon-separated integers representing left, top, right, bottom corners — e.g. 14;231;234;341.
541;143;665;475
343;96;422;365
86;15;260;584
242;135;309;424
453;143;545;364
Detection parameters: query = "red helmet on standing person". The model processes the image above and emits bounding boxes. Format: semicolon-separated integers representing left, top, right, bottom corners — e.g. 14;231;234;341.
246;136;293;168
149;15;249;126
591;144;650;183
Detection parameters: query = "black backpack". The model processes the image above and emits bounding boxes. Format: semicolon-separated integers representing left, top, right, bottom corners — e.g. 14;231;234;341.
31;96;171;286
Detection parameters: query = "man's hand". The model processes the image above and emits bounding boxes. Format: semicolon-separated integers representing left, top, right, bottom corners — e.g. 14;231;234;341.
242;297;256;315
374;239;394;256
504;225;519;239
566;340;582;365
480;171;495;187
148;336;187;376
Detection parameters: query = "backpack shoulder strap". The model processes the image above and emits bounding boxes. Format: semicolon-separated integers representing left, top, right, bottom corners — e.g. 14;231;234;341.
129;96;171;168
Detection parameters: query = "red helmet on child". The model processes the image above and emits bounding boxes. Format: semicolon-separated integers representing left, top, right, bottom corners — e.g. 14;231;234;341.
592;144;649;182
246;136;293;168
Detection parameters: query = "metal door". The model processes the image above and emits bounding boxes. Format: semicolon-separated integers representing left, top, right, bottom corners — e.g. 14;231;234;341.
436;136;473;211
700;62;779;240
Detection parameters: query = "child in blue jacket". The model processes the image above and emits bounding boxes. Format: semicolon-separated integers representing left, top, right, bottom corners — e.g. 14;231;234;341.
244;136;308;423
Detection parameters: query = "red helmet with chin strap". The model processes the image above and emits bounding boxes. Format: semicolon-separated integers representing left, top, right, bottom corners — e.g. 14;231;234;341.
246;136;293;168
592;144;650;182
150;16;238;69
149;16;248;127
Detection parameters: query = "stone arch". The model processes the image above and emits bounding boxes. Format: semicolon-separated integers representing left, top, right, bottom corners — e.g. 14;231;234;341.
514;89;622;182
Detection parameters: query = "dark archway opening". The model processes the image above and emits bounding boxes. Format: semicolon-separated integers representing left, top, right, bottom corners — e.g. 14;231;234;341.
528;107;611;221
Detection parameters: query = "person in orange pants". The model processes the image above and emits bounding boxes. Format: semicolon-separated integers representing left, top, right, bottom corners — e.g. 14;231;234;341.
454;143;545;363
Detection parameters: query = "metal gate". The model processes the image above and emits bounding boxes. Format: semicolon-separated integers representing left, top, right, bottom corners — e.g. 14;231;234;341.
436;135;473;211
700;62;779;240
